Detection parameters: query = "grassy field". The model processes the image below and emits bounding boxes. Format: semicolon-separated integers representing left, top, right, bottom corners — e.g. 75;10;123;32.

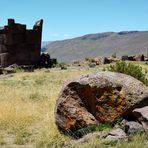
0;62;147;147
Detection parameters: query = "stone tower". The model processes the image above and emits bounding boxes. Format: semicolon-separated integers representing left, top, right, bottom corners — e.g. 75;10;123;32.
0;19;43;67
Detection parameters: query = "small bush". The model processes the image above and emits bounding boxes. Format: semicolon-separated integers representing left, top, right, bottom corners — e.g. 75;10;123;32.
107;61;148;85
85;57;95;63
56;62;68;70
73;60;80;64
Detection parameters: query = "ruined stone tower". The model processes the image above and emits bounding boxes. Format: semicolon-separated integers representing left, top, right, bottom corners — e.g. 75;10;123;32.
0;19;43;67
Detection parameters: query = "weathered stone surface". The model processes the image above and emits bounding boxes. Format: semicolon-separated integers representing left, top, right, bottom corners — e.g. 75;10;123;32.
69;132;100;146
0;19;43;68
133;106;148;130
124;121;145;134
55;72;148;133
134;54;145;61
105;128;127;140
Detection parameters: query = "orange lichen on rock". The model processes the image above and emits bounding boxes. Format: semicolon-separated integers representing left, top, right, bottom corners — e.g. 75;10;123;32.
55;72;148;133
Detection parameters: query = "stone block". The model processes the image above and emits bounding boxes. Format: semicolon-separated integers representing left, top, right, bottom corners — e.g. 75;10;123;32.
0;34;6;44
0;53;13;67
8;19;15;26
0;45;7;53
25;30;41;44
4;33;24;45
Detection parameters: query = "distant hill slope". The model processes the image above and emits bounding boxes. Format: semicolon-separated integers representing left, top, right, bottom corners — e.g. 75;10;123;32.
44;31;148;63
42;41;52;47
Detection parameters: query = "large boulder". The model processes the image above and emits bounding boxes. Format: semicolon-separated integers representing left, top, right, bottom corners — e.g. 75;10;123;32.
55;72;148;133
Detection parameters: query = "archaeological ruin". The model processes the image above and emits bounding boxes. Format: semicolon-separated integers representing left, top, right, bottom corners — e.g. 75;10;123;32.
0;19;43;67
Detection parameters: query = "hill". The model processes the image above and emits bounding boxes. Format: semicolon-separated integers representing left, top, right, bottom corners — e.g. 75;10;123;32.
44;31;148;63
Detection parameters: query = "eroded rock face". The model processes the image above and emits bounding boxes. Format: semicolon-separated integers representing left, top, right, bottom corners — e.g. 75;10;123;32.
55;72;148;133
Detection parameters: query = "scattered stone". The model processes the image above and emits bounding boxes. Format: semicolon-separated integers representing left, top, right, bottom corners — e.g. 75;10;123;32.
134;54;145;61
121;54;145;61
102;57;111;64
121;55;129;61
89;63;96;68
3;67;16;74
133;106;148;131
55;72;148;133
20;65;34;72
7;63;19;69
69;132;100;146
124;121;145;135
105;128;127;140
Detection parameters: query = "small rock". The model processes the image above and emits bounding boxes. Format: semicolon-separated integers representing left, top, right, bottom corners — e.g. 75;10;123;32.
105;128;127;140
133;106;148;131
89;63;96;68
69;132;100;146
124;121;145;135
3;67;15;74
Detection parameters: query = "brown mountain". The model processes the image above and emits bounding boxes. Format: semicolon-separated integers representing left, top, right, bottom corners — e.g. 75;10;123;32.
44;31;148;63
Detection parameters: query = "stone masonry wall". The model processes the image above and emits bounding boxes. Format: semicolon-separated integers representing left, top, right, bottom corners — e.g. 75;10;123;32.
0;19;43;67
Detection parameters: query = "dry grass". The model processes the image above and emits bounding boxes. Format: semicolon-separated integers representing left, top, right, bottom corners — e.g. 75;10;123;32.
0;67;99;147
0;64;147;147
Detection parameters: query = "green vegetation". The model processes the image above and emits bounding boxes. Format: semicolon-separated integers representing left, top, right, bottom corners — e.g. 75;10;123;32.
14;128;32;145
85;57;95;63
107;61;148;85
71;124;111;138
56;62;68;69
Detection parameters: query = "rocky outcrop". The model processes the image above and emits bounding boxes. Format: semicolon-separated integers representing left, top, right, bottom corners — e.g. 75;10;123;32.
55;72;148;133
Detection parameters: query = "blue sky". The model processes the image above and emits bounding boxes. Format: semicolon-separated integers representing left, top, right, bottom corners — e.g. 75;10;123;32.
0;0;148;41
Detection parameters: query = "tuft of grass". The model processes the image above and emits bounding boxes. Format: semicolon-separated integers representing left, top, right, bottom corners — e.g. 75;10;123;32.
102;140;118;147
115;132;148;148
0;136;6;145
71;124;111;138
14;128;32;145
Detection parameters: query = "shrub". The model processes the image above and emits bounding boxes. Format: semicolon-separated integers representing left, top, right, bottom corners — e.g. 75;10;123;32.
56;62;68;70
107;61;148;86
85;57;95;63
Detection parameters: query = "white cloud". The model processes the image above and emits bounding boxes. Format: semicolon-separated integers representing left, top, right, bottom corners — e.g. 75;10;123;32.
49;33;60;37
48;33;71;40
63;34;70;37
